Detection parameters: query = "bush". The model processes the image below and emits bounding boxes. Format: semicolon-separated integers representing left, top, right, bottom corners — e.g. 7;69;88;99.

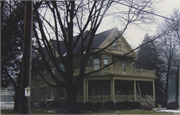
76;102;84;110
130;102;141;109
104;101;114;110
59;102;68;110
122;101;131;110
94;102;102;110
116;101;123;110
167;102;179;110
85;102;94;110
50;102;59;108
39;102;46;108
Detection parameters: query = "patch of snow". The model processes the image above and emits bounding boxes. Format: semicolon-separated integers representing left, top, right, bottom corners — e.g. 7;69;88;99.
48;110;56;113
154;108;180;113
0;102;14;110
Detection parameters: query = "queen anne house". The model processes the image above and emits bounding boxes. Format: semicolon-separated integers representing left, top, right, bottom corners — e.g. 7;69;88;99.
31;27;157;108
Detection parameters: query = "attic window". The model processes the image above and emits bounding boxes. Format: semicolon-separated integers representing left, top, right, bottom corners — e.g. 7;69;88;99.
113;41;117;49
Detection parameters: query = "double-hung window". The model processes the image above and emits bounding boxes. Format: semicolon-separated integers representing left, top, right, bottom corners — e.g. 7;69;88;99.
93;58;100;70
122;61;127;72
87;60;91;72
50;87;55;99
104;58;109;70
59;87;65;98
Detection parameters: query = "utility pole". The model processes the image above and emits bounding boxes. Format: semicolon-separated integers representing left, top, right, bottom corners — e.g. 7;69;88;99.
177;59;180;107
20;1;32;114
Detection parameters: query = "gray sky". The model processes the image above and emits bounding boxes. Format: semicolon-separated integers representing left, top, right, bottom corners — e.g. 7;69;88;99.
98;0;180;48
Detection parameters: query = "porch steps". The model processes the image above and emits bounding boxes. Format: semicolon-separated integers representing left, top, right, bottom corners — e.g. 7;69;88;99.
140;101;154;109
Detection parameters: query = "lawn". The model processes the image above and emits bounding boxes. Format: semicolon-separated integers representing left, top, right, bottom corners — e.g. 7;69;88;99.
1;108;175;114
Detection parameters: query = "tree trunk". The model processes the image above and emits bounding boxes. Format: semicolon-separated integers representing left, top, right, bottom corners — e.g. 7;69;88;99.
175;63;179;103
14;88;20;111
66;84;77;114
166;60;171;105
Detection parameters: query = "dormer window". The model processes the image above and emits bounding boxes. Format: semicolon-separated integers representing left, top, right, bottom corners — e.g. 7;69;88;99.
113;41;117;49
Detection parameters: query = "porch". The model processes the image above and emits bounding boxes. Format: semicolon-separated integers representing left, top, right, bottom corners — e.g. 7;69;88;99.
76;79;156;107
77;94;154;106
74;67;156;78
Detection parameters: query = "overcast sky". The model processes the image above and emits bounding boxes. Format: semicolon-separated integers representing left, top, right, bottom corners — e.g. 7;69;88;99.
98;0;180;48
125;0;180;48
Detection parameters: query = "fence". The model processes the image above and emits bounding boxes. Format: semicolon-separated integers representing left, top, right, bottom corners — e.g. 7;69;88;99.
1;95;14;102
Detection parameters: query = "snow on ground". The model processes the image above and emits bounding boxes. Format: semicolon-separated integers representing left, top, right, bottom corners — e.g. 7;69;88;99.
1;103;180;114
0;102;14;110
153;108;180;113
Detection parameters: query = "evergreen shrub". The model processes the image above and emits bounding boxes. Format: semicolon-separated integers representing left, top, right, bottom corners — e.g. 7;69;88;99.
122;101;131;109
85;102;94;110
104;101;114;110
59;102;68;110
167;102;179;110
116;101;123;110
130;102;141;109
94;102;102;110
39;102;46;108
76;102;84;110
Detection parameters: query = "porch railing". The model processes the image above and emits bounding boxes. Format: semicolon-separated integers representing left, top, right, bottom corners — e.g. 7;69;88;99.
136;94;145;105
115;94;135;102
146;95;155;107
74;67;156;77
76;94;154;107
88;95;111;103
76;95;83;102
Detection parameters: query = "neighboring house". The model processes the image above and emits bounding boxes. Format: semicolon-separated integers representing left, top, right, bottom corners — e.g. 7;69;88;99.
0;86;14;102
31;27;157;107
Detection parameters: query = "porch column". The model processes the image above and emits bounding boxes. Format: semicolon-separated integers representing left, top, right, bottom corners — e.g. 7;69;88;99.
134;80;136;101
152;80;155;100
111;78;115;102
83;79;86;103
86;80;89;102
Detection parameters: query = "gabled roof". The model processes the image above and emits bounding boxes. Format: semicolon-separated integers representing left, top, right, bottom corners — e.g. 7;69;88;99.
51;27;116;55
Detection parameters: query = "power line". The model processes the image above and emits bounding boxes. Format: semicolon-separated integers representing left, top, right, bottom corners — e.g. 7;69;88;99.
117;2;179;22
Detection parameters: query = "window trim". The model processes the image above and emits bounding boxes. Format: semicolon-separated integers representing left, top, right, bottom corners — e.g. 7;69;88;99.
103;57;110;70
113;41;118;50
122;61;127;72
58;87;65;99
93;58;100;70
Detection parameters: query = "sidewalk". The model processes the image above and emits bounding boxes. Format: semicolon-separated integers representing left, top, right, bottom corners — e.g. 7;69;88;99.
0;102;14;110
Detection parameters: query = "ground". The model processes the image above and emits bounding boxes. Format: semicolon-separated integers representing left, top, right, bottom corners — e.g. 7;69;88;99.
1;102;180;114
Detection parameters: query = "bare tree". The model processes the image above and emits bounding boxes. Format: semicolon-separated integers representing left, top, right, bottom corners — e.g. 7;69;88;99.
33;0;157;113
156;9;180;105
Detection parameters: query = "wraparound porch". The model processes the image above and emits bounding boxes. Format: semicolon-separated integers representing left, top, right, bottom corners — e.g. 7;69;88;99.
76;77;156;107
